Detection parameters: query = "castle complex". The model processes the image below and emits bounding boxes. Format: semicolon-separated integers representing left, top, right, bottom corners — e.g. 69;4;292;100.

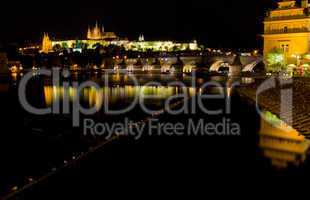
41;22;199;53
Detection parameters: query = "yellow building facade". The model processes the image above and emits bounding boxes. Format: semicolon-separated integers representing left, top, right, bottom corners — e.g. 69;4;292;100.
263;0;310;65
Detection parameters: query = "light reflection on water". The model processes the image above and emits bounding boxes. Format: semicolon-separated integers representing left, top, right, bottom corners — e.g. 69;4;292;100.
5;71;310;171
259;111;310;169
44;85;197;110
5;69;310;198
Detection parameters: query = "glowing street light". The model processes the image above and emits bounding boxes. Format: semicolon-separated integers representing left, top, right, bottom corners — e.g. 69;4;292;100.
292;54;301;66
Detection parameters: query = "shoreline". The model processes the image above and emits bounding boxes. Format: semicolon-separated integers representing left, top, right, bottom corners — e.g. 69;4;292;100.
237;77;310;137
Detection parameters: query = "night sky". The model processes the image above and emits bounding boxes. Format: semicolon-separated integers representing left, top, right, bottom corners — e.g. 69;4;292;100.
0;0;277;48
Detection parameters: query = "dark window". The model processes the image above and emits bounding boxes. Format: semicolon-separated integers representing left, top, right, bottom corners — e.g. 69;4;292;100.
284;26;288;33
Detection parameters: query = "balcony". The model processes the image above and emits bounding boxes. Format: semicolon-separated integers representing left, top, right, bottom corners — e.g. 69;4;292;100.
265;27;310;35
265;15;310;21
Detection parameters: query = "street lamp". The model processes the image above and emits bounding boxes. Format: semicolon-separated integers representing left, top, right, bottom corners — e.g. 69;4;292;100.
292;54;301;67
281;44;289;66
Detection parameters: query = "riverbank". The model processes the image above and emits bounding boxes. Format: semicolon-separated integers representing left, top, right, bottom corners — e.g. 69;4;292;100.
237;77;310;137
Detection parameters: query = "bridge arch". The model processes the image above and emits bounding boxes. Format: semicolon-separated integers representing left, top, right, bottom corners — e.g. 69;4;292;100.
161;64;171;73
183;64;196;73
209;60;226;72
242;58;264;72
209;60;242;76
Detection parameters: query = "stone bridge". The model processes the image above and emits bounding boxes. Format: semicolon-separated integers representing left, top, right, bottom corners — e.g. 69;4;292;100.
104;55;263;74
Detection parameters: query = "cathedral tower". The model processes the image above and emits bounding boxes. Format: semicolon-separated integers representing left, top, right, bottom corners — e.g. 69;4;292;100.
41;33;53;53
87;22;104;40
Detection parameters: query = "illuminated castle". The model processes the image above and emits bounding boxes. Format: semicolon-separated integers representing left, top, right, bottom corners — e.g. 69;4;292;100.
41;33;53;53
263;0;310;64
41;21;199;53
87;22;117;40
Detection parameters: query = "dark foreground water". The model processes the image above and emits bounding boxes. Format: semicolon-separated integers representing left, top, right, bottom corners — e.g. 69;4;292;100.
1;72;310;199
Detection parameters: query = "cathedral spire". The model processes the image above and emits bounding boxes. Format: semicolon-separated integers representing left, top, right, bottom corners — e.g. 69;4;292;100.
87;21;104;40
139;34;144;42
42;33;52;53
87;26;92;39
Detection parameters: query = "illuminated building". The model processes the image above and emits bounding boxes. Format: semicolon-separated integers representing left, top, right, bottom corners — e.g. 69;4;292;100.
41;33;53;53
138;34;145;42
48;22;199;52
263;0;310;65
87;22;117;40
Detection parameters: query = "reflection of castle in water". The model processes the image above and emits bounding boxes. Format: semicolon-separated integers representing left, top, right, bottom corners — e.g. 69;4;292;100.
44;85;196;109
259;112;310;169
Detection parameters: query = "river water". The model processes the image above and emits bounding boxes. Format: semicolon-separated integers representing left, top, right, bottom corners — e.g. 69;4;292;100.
0;71;310;198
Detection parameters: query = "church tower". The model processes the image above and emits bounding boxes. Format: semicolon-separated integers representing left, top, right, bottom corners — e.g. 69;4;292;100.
139;34;145;42
41;33;53;53
87;26;92;39
263;0;310;65
87;21;104;40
